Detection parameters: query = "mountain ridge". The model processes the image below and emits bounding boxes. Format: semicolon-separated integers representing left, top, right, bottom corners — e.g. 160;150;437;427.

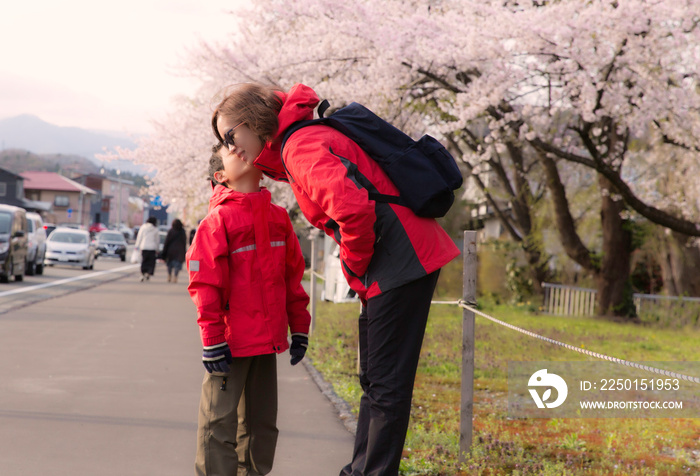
0;114;143;174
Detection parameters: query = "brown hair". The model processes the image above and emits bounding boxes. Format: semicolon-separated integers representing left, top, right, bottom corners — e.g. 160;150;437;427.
207;143;225;187
211;83;284;144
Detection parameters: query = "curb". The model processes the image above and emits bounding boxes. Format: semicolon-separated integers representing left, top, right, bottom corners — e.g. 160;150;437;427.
302;358;358;436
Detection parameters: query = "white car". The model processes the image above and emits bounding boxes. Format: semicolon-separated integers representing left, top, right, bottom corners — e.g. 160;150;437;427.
44;228;96;270
25;212;47;275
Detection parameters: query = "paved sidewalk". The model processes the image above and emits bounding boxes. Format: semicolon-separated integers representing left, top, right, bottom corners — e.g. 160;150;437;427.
0;269;353;475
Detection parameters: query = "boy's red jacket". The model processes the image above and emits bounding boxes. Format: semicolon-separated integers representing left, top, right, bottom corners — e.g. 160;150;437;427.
186;186;310;356
254;84;460;300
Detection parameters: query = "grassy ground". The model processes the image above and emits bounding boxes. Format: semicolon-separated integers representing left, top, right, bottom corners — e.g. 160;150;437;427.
305;299;700;475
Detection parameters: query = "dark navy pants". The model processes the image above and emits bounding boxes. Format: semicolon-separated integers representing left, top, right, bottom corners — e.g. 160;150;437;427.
341;271;440;476
140;249;157;276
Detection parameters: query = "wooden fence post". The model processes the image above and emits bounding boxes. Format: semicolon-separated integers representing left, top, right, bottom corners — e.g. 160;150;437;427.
309;236;317;335
460;230;477;462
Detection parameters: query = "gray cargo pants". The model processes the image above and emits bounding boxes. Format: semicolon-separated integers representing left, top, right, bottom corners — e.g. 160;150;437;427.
195;353;278;476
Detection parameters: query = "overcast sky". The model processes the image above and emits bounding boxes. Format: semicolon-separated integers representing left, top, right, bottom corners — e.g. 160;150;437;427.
0;0;241;135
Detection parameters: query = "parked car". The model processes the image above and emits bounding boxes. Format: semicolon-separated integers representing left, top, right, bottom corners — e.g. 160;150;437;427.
25;212;47;275
95;231;127;261
0;204;28;282
43;222;57;237
44;228;96;270
59;222;86;230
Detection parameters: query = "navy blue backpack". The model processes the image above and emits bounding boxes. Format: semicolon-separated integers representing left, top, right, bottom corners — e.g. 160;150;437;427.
281;100;463;218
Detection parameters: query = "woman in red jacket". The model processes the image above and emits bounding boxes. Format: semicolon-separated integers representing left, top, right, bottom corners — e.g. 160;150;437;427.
212;83;460;476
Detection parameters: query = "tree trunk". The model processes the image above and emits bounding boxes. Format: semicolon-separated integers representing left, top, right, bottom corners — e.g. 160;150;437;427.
504;142;551;294
449;133;551;296
521;235;550;295
597;176;635;317
657;231;700;297
538;153;599;273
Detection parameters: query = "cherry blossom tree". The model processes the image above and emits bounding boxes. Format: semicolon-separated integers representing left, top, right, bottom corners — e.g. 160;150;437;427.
346;0;700;314
116;0;700;313
437;0;700;313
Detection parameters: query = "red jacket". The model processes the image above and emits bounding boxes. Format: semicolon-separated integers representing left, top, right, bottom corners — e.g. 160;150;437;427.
254;84;460;300
186;186;310;357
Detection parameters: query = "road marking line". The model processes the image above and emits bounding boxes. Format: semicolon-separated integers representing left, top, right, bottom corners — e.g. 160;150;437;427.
0;264;139;298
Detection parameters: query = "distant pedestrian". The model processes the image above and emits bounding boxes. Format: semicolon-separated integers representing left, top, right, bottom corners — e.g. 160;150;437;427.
212;83;460;476
134;216;159;281
189;221;199;246
161;219;187;283
187;144;311;476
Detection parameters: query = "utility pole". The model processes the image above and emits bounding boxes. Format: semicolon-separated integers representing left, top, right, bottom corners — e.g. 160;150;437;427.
117;169;122;227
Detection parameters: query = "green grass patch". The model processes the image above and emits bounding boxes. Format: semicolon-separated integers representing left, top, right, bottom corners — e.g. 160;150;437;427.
306;300;700;475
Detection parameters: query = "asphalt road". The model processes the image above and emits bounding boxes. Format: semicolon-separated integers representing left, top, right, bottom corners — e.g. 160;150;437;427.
0;252;353;475
0;252;137;314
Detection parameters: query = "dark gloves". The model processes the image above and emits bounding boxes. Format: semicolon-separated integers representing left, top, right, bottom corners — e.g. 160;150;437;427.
202;342;233;373
290;333;309;366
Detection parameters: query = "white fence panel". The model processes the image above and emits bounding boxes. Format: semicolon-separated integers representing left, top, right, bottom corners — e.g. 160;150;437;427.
543;283;700;323
543;283;597;316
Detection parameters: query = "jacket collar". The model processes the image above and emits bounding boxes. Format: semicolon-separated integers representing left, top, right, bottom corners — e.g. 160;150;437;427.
208;185;271;212
253;84;320;182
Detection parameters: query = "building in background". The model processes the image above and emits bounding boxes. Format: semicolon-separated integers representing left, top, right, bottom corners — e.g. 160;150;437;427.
0;167;52;215
0;167;25;208
73;172;140;228
21;171;96;227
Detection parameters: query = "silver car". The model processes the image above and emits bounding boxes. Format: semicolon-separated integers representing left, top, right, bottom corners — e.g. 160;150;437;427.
44;228;96;270
25;212;47;275
95;231;127;261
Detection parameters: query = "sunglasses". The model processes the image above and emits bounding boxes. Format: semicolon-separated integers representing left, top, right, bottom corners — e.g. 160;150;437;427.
222;122;244;150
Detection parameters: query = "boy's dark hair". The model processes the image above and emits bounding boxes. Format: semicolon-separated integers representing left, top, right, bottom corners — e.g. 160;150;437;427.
208;143;225;187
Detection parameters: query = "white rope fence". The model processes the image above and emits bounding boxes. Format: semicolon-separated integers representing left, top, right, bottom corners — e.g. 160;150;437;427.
456;299;700;385
305;231;699;462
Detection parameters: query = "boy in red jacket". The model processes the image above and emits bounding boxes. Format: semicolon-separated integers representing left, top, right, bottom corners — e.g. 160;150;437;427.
187;143;311;476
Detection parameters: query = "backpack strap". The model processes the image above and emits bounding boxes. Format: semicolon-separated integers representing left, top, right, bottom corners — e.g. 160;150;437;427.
281;101;406;208
367;191;402;205
318;99;331;118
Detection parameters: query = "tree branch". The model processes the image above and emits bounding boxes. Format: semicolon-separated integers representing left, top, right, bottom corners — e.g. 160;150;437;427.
402;61;462;93
530;139;700;236
445;134;523;242
653;120;700;153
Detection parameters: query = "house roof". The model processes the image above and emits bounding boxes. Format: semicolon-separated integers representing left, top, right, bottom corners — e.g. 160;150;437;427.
20;171;96;195
0;167;24;180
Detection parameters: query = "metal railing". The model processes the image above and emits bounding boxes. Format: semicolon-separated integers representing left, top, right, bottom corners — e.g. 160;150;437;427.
308;237;325;335
543;282;700;326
